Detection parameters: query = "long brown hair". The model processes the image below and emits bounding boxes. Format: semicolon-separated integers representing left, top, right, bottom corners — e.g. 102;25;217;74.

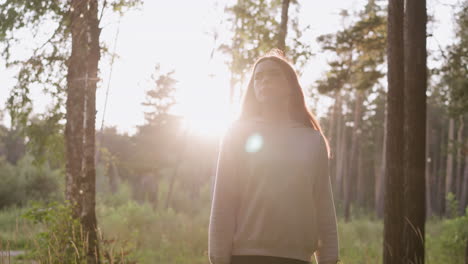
238;52;331;157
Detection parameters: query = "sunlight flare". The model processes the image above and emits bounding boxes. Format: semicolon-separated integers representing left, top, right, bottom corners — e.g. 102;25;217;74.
175;66;238;138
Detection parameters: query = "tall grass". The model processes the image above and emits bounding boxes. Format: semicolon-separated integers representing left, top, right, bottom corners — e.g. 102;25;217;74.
0;181;466;263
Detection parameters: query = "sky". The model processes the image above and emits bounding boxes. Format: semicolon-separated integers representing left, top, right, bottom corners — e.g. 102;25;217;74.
0;0;460;135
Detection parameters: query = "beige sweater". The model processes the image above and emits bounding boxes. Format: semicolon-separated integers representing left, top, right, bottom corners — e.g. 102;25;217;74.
208;118;339;264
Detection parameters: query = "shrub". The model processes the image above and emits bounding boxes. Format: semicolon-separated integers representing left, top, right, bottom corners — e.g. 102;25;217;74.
0;155;63;209
22;201;137;264
438;208;468;263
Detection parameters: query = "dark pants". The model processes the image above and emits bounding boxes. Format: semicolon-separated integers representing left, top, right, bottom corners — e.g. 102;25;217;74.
231;255;310;264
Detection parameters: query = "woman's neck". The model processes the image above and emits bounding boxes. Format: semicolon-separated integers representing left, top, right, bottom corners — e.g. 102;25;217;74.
258;100;290;125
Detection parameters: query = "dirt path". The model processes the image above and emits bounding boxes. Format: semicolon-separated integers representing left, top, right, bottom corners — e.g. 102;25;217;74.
0;250;32;264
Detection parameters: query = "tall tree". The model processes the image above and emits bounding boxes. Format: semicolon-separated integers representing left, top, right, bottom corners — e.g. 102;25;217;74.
437;1;468;214
376;99;387;218
383;0;405;263
65;0;101;261
277;0;290;52
403;0;427;263
455;116;464;201
316;0;386;220
142;65;177;125
1;1;141;263
138;65;180;209
425;107;433;217
445;117;456;205
461;150;468;215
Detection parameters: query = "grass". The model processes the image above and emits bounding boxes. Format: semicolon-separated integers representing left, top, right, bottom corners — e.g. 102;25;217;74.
0;183;466;264
0;206;38;250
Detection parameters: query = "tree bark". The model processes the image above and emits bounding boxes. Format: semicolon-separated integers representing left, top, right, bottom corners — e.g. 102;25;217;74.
384;0;405;263
66;0;101;262
66;0;87;214
403;0;427;263
446;117;455;205
335;92;345;201
357;136;365;209
460;153;468;214
376;101;387;218
329;90;341;188
336;119;347;202
277;0;290;52
437;123;447;216
425;107;432;218
345;90;363;222
456;116;464;201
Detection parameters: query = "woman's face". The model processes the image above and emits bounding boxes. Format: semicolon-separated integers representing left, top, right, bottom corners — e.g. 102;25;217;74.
253;60;291;104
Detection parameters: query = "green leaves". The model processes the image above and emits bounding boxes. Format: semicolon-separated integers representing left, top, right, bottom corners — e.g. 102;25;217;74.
221;0;312;84
1;0;141;168
142;64;178;125
437;2;468;116
315;1;386;94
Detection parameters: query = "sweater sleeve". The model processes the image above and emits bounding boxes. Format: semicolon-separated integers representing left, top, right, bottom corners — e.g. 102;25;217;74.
313;134;340;264
208;129;239;264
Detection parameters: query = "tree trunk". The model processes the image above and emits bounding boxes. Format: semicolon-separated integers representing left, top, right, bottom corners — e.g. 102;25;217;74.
425;107;432;218
66;0;101;262
66;0;87;215
336;121;347;202
335;92;345;201
437;123;447;216
456;116;464;201
430;123;440;215
376;101;387;218
329;90;341;188
446;117;455;206
384;0;405;263
403;0;427;262
85;0;100;262
427;106;440;217
460;154;468;214
277;0;290;52
345;90;364;222
357;138;365;209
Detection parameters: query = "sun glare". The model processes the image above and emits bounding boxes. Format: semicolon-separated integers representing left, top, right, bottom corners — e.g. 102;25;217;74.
173;64;239;139
182;110;235;138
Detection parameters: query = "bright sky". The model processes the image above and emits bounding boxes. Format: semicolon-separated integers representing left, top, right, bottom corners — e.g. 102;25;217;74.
0;0;460;135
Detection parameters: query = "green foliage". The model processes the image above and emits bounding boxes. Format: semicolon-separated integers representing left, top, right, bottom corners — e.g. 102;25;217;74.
315;0;386;93
0;126;26;165
97;181;134;208
22;201;137;264
220;0;312;84
0;155;63;209
110;0;143;15
439;210;468;262
142;64;178;125
0;206;34;249
446;192;460;219
437;1;468;116
333;219;383;264
1;186;467;263
21;201;89;263
96;183;211;264
25;113;65;167
2;0;142;170
426;210;468;264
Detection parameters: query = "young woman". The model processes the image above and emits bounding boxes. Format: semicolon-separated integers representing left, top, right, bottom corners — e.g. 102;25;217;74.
208;51;340;264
